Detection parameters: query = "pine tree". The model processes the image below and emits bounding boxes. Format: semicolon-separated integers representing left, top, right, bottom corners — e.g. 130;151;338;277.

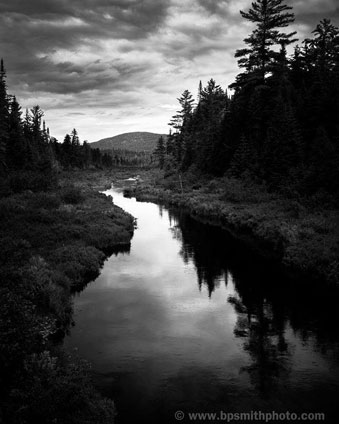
168;90;195;163
262;96;303;188
30;105;45;161
82;141;92;169
0;59;9;175
197;80;203;102
169;90;195;133
62;134;72;167
70;128;80;167
195;79;227;173
7;96;27;170
31;105;44;138
232;0;297;88
154;136;166;169
304;19;339;75
229;134;258;177
71;128;80;147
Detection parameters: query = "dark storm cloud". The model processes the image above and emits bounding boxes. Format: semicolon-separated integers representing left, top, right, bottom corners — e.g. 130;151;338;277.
0;0;170;56
0;0;169;33
22;58;151;95
0;0;170;95
286;0;339;34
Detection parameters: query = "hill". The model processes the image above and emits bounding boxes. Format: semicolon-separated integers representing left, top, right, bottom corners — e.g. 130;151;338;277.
90;132;166;152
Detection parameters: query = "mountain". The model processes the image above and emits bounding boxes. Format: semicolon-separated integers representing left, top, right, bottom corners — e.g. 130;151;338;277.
90;132;166;152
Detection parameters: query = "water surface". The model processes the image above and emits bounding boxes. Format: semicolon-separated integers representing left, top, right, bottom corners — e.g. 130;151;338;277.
65;188;339;423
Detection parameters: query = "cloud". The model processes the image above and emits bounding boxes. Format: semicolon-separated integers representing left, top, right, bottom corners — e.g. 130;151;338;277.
0;0;338;142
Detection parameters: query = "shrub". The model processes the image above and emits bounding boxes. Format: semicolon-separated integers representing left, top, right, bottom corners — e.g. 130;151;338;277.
61;186;84;204
9;171;56;193
52;245;105;289
28;192;61;210
6;352;116;424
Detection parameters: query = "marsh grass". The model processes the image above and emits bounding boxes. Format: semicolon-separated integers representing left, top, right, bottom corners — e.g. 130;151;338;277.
124;170;339;285
0;174;134;423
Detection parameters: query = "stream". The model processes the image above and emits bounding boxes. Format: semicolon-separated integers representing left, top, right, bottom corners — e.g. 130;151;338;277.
65;186;339;423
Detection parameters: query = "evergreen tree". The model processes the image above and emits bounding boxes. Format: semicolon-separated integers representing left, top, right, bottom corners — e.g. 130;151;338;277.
229;134;258;177
71;128;80;147
262;96;302;188
23;108;32;140
154;136;166;169
62;134;72;167
71;128;80;167
31;105;44;138
195;79;227;173
304;19;339;75
168;90;195;163
82;141;92;169
304;127;339;195
0;59;9;175
7;96;27;170
232;0;297;88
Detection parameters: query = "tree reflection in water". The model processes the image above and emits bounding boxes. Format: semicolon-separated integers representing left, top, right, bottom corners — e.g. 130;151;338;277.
168;208;339;397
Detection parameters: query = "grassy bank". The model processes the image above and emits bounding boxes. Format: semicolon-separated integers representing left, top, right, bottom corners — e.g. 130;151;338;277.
0;171;134;423
122;169;339;286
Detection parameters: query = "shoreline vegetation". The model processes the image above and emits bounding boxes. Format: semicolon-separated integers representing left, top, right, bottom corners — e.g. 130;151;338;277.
122;169;339;286
0;170;134;424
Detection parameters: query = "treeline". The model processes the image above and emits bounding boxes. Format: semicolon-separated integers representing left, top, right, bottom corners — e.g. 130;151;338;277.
0;65;112;196
154;0;339;203
109;148;152;167
52;130;114;169
0;59;57;193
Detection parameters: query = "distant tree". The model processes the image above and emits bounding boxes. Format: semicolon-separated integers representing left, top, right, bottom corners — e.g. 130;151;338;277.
23;108;31;134
7;96;27;169
30;105;44;137
154;136;166;169
62;134;72;167
71;128;80;147
70;128;80;167
82;141;92;169
198;80;203;102
0;59;9;175
102;152;113;167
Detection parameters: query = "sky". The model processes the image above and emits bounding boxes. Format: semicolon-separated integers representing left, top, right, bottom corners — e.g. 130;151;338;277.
0;0;338;143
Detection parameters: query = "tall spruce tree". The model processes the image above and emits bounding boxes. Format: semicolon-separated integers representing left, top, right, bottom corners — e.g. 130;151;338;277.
168;90;195;163
195;79;227;173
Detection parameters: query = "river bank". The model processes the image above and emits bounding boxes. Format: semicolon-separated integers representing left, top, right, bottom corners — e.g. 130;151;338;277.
121;169;339;286
0;170;134;423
